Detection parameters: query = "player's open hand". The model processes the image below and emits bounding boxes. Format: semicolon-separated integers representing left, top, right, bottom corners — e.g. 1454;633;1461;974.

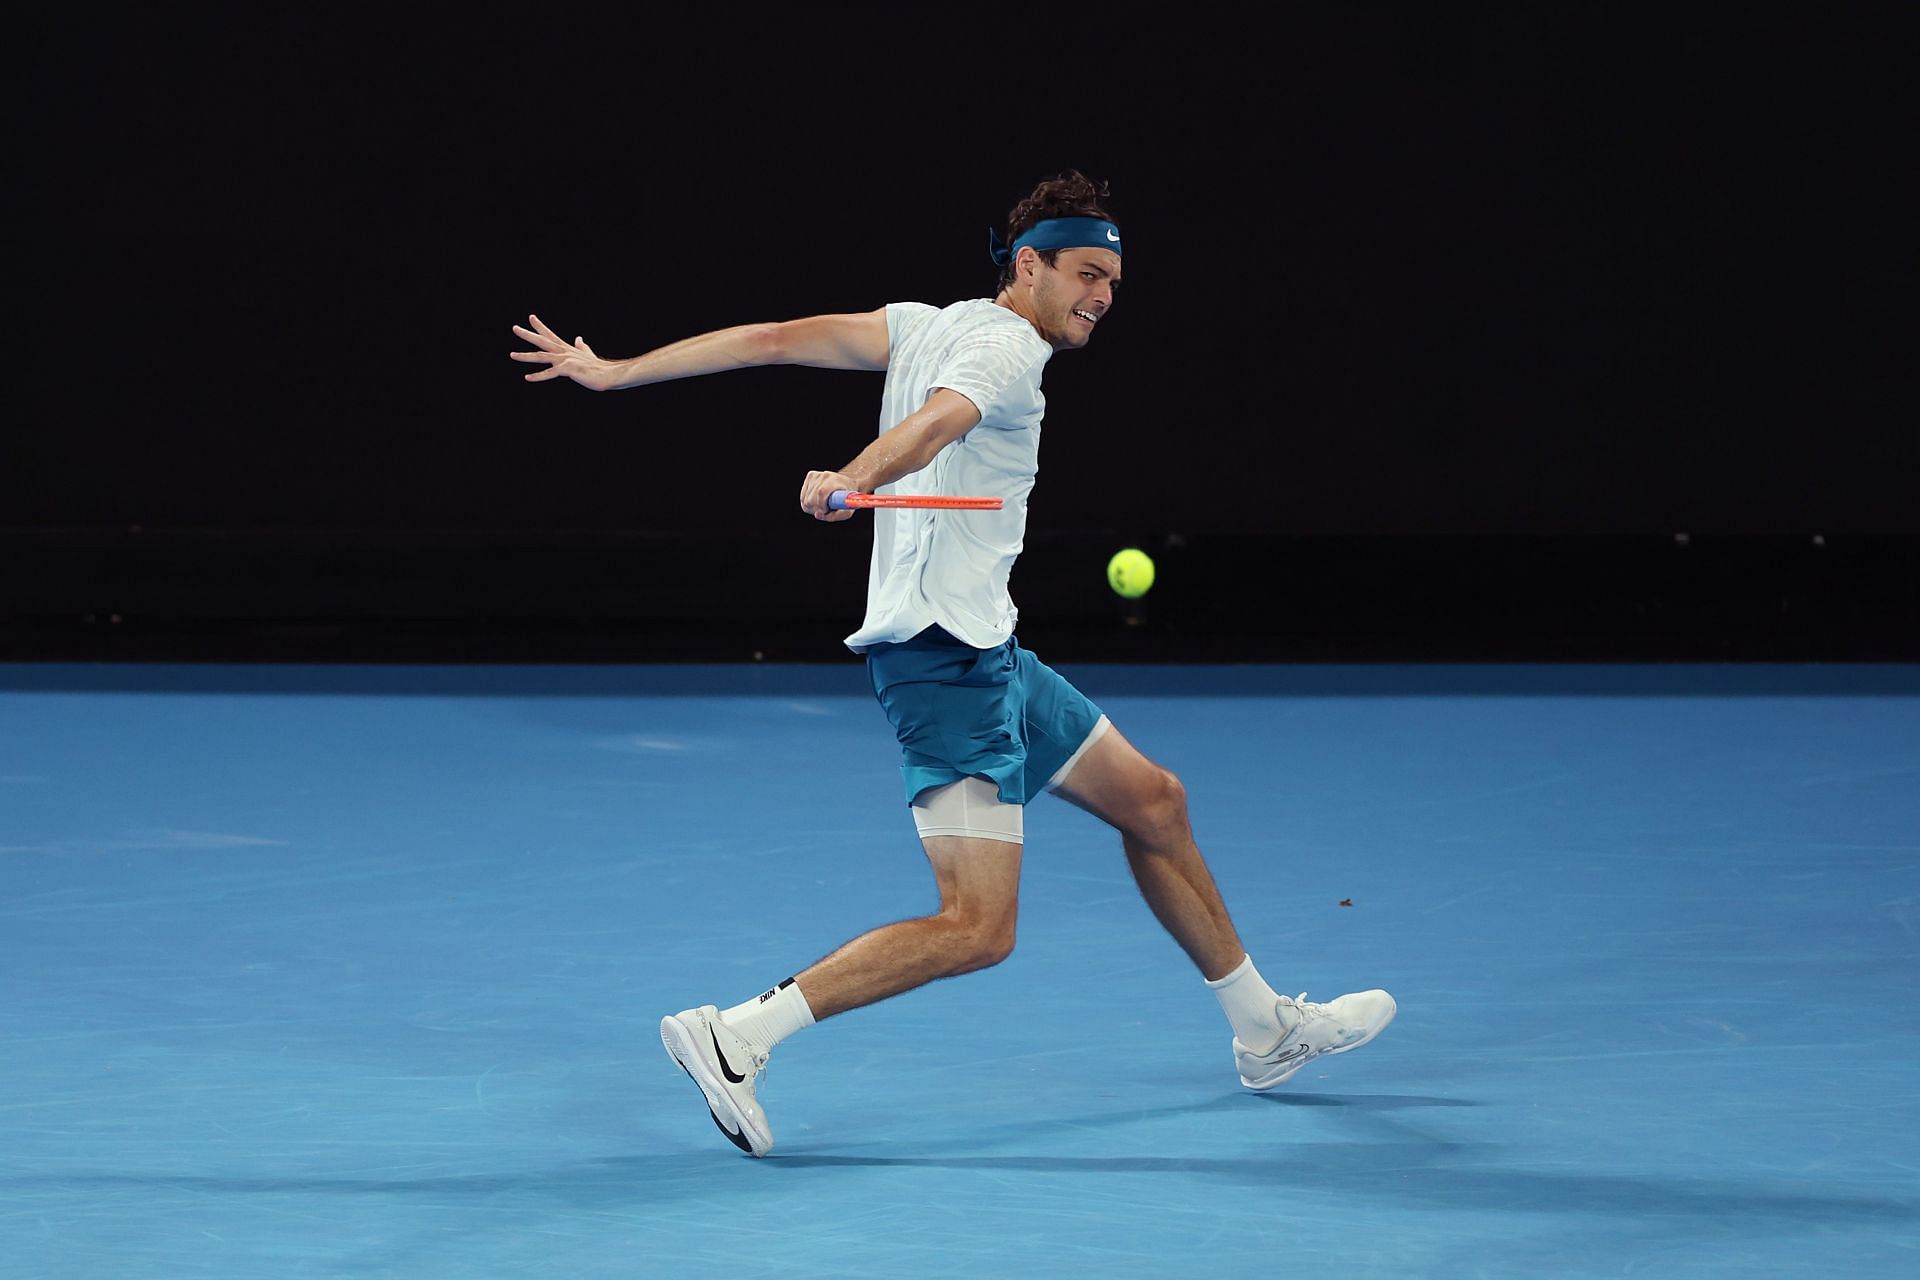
511;314;622;391
800;470;859;522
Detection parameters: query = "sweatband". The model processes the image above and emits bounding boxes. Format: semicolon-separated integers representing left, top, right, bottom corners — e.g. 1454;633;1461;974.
988;217;1123;266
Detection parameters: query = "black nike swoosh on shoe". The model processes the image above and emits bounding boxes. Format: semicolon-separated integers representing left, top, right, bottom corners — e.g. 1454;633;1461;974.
709;1107;752;1152
1262;1044;1312;1066
709;1026;747;1084
677;1061;752;1152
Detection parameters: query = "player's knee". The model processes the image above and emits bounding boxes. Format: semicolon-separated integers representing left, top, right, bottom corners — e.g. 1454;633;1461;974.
943;909;1017;973
966;910;1018;971
1131;764;1189;839
974;919;1017;969
1159;766;1189;817
966;938;1015;973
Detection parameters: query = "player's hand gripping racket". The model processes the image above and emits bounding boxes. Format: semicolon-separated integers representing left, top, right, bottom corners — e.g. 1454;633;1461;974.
827;491;1003;511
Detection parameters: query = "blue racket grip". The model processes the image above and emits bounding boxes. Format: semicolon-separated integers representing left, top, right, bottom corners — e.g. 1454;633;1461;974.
827;490;857;510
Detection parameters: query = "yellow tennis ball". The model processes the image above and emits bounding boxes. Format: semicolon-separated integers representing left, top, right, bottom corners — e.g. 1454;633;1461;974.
1107;547;1155;598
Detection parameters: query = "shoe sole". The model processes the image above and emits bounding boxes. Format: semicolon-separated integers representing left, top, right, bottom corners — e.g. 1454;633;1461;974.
659;1015;772;1157
1240;1003;1398;1091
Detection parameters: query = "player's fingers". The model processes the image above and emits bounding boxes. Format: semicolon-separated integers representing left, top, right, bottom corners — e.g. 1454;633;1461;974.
509;349;556;362
512;324;566;351
524;367;561;381
529;314;567;343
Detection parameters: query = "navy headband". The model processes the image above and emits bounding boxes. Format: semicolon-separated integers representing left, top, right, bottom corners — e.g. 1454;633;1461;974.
988;216;1122;266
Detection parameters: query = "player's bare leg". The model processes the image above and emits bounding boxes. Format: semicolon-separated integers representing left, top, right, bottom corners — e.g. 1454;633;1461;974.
1051;724;1245;980
1052;723;1396;1089
662;834;1021;1154
794;834;1023;1018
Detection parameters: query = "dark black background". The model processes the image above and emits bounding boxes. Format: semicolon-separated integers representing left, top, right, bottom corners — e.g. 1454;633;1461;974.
7;8;1914;661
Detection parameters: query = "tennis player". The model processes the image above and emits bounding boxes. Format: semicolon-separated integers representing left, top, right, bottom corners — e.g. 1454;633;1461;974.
512;172;1395;1156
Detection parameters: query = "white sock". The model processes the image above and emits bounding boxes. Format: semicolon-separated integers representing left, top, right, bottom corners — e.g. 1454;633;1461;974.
1205;954;1286;1048
719;977;816;1055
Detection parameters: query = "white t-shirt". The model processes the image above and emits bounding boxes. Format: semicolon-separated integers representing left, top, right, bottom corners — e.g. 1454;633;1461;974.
843;299;1054;652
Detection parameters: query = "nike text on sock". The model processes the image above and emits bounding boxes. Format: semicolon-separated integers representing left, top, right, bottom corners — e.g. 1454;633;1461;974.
720;977;817;1055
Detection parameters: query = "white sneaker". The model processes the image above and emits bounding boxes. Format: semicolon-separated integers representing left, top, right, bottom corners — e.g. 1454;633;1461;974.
1234;990;1397;1090
660;1005;773;1156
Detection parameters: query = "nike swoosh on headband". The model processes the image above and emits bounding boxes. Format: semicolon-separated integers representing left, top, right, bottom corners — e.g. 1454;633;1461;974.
989;217;1123;264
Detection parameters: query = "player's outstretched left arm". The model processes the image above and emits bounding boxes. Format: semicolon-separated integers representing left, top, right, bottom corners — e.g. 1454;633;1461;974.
511;310;890;391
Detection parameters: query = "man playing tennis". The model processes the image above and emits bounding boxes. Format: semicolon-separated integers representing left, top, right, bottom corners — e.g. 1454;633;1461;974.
511;172;1395;1156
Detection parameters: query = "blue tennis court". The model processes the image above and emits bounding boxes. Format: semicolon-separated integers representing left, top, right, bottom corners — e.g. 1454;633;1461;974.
4;663;1916;1276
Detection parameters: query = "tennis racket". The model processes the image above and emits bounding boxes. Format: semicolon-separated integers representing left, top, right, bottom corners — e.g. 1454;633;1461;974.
827;491;1003;511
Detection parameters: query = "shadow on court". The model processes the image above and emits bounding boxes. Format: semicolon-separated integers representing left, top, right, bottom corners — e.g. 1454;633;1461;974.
6;1154;1911;1229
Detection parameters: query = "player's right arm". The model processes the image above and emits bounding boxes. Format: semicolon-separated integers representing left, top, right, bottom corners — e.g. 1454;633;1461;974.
797;388;984;522
510;309;889;390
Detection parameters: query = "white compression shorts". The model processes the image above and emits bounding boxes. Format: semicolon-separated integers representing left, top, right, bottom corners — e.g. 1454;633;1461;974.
911;776;1025;844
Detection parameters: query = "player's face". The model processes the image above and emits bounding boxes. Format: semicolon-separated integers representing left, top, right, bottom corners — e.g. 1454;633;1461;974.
1033;247;1121;350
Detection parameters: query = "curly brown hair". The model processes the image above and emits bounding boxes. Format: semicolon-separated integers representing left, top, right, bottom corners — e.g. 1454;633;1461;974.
996;170;1115;293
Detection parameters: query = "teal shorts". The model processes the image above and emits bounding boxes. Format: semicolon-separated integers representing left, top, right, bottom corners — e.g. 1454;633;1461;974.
866;626;1106;806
